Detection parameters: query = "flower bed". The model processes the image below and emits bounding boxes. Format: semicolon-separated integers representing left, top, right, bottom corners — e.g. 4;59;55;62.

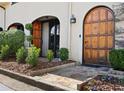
81;75;124;91
0;57;74;76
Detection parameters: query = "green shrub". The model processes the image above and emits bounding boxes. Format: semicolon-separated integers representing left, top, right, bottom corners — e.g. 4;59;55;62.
16;47;27;63
26;46;40;67
26;35;33;47
109;49;124;70
59;48;69;61
0;45;10;59
0;29;25;55
46;50;54;62
26;35;33;42
25;23;32;31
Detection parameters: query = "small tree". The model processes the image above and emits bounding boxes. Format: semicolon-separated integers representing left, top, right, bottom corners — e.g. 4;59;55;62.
25;23;33;47
25;23;32;31
26;35;33;47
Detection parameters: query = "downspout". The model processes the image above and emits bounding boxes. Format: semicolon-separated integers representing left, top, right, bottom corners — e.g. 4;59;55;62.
0;6;5;30
4;9;6;30
68;2;72;59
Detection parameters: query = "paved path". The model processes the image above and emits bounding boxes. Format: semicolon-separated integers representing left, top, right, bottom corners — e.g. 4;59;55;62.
0;83;13;91
50;65;101;81
33;65;110;90
0;74;43;91
0;65;111;91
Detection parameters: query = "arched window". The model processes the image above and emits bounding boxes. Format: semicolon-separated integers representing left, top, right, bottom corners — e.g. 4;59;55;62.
8;23;24;31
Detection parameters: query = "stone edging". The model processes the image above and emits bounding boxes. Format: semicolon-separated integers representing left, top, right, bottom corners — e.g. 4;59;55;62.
0;63;75;91
31;62;75;76
77;75;98;90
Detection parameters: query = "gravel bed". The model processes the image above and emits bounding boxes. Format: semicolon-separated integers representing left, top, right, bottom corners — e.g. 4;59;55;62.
0;58;74;76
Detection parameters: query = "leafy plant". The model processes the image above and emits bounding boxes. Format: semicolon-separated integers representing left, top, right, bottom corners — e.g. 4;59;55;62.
25;23;32;31
109;49;124;70
0;29;25;55
46;50;54;62
26;35;33;42
25;45;40;67
16;47;27;63
0;44;10;59
59;48;69;61
26;35;33;47
25;23;33;47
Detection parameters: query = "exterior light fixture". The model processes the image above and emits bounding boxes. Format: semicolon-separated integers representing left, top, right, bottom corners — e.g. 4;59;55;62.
70;14;76;23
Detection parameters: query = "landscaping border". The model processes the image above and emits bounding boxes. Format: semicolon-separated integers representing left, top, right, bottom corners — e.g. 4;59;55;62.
30;62;75;76
0;62;75;91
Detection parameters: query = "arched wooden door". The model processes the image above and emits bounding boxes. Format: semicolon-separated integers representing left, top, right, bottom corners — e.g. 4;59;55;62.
84;7;114;66
32;21;42;48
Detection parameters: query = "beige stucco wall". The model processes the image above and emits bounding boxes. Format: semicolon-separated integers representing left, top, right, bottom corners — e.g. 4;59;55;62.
5;2;121;64
0;7;4;29
6;2;69;48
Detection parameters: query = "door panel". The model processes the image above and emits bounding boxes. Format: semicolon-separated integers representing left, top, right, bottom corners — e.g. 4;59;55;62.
92;10;99;22
92;50;98;63
84;7;114;65
84;24;91;35
84;49;92;63
92;23;99;35
84;37;91;48
32;21;41;48
84;49;91;59
85;14;92;23
100;8;107;21
108;21;114;34
108;36;113;48
100;22;106;35
92;37;98;48
99;36;106;48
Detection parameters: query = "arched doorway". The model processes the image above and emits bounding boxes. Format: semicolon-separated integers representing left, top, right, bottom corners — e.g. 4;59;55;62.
32;16;60;58
8;23;24;31
83;6;114;66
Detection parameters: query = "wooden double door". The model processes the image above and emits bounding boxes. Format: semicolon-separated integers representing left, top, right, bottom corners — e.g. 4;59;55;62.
84;7;114;66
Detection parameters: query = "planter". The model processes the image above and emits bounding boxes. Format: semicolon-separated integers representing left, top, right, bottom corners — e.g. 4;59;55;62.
0;59;75;76
79;75;124;91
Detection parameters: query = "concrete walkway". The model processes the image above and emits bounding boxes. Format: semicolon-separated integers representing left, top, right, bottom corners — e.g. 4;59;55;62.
50;65;104;81
0;83;13;91
33;65;110;90
0;74;43;91
31;66;100;90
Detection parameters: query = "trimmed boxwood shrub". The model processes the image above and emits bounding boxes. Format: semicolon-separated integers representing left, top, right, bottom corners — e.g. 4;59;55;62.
26;46;40;67
16;47;27;63
0;29;25;55
59;48;69;61
0;44;10;60
109;49;124;70
25;23;32;31
46;50;54;62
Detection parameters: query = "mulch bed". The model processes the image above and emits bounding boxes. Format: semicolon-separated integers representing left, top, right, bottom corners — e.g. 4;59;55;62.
0;58;74;76
81;75;124;91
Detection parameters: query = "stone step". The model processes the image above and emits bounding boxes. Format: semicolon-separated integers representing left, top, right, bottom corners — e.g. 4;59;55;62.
33;73;83;90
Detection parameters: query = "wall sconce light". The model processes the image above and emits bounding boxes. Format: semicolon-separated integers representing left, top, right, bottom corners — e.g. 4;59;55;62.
70;14;76;23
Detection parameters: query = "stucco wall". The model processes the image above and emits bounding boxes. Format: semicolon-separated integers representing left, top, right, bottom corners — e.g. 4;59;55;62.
6;2;69;48
0;7;4;29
